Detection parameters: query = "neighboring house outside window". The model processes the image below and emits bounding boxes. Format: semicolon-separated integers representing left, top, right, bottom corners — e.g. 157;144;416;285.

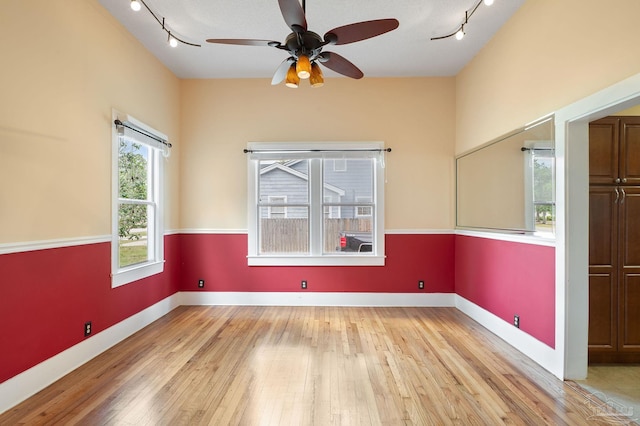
324;195;341;219
247;142;386;266
111;112;166;287
268;195;287;218
355;196;373;218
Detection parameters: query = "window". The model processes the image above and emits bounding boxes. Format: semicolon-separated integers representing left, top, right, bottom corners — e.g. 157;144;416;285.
247;142;385;266
111;112;167;287
268;196;287;218
333;158;347;172
355;197;373;218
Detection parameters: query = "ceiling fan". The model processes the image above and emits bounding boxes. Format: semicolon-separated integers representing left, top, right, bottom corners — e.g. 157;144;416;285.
206;0;399;88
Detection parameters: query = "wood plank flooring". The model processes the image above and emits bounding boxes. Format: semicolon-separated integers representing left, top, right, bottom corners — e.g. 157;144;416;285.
1;306;634;425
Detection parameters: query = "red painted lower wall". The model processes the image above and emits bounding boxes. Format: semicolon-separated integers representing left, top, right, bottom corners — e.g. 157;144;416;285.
179;233;455;293
1;232;556;387
0;235;180;384
454;235;556;348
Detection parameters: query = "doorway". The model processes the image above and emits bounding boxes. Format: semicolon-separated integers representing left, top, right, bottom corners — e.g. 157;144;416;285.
562;73;640;380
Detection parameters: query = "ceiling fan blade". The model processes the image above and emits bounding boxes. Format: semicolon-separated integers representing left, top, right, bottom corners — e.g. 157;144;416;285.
206;38;280;47
318;52;364;79
272;57;295;85
324;19;399;45
278;0;307;32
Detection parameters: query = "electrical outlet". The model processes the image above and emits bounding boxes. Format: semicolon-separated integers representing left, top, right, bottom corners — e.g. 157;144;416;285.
198;279;205;288
514;315;520;328
301;280;307;289
418;280;425;290
84;321;92;337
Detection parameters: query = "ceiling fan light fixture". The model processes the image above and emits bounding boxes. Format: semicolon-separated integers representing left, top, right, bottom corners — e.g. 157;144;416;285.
285;64;300;88
296;54;312;79
130;0;142;11
309;63;324;88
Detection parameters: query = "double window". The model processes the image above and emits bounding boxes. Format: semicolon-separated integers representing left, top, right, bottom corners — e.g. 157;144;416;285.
111;113;167;287
247;142;386;266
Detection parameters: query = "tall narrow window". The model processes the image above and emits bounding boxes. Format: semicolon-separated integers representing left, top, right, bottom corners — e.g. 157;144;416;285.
247;142;385;266
112;112;167;287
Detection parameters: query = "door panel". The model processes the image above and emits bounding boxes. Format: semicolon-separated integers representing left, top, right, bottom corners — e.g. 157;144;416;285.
589;186;617;266
589;117;619;184
619;187;640;266
588;273;617;349
618;186;640;351
588;186;618;352
620;273;640;350
620;117;640;184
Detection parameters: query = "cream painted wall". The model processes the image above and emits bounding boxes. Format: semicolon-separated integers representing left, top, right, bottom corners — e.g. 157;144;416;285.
456;0;640;154
614;105;640;116
0;0;181;243
179;77;455;231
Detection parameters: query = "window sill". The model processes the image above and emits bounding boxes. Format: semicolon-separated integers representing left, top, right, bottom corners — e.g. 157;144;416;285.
247;255;385;267
112;260;165;288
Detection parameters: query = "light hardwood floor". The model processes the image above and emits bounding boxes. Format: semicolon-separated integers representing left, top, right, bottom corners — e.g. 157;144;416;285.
1;306;635;425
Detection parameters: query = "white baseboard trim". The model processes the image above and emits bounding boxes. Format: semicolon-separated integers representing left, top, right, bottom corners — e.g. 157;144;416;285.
3;292;566;416
179;291;456;307
454;295;563;379
0;294;181;415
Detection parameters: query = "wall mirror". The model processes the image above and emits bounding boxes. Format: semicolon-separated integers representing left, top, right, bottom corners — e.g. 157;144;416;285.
456;116;555;235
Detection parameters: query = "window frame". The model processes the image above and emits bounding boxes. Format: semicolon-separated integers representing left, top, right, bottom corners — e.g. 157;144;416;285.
247;142;385;266
111;112;165;287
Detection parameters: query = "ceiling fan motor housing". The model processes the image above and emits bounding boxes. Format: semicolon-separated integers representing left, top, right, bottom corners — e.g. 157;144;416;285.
285;31;324;59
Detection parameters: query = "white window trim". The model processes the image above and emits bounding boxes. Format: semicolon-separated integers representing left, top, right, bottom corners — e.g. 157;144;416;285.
247;141;385;266
111;111;165;287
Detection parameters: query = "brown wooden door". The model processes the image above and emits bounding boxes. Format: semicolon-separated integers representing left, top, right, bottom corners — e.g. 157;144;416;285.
620;117;640;184
589;117;620;185
589;185;618;355
618;186;640;353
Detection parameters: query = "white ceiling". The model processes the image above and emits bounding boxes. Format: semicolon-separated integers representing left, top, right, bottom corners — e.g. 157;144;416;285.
98;0;525;80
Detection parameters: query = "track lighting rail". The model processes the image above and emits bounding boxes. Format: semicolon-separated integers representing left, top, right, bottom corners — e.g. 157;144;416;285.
130;0;200;47
431;0;494;41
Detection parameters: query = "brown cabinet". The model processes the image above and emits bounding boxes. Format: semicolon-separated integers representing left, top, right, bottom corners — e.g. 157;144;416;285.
590;116;640;185
589;116;640;363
